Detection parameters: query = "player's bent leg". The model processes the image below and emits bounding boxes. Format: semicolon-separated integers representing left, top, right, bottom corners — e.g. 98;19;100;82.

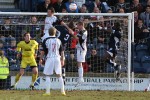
11;68;25;89
30;66;38;90
57;74;66;96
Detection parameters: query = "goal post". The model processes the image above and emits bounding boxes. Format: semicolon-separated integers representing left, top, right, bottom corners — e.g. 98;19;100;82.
0;12;133;91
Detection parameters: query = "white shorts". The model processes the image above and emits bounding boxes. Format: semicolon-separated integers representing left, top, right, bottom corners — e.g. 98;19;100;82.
43;57;61;75
77;49;87;62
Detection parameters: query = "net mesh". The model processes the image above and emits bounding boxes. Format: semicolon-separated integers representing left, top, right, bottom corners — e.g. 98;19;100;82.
0;13;129;90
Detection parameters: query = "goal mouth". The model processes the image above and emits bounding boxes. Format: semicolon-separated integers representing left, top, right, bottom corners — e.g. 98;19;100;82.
0;12;133;91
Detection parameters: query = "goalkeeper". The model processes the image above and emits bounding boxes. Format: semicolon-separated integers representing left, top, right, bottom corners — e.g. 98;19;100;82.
11;33;38;90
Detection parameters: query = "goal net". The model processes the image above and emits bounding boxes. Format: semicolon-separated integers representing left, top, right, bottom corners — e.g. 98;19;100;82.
0;12;132;91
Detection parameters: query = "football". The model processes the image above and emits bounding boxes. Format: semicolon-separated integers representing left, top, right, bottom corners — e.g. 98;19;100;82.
69;3;77;11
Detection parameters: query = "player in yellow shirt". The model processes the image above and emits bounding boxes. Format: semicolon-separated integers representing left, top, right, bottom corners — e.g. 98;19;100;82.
11;32;38;90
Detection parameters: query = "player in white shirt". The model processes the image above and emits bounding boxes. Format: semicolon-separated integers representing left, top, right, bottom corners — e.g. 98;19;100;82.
41;7;71;85
68;21;87;86
39;27;66;96
42;7;61;41
42;7;70;41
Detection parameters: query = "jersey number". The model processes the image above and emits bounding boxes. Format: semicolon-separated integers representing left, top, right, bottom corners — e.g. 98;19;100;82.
64;34;70;41
52;43;56;52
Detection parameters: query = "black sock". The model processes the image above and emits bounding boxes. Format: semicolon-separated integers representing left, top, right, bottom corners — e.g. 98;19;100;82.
62;67;65;79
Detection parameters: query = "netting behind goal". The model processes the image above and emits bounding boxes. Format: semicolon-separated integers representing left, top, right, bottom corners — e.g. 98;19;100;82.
0;12;132;91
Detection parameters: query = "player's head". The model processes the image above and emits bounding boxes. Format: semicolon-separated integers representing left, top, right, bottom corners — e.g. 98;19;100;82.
113;22;121;31
24;32;31;42
49;27;56;36
77;21;84;30
47;7;55;16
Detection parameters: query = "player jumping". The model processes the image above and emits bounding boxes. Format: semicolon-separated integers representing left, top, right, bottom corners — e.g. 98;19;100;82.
103;22;122;81
68;21;87;86
41;7;71;85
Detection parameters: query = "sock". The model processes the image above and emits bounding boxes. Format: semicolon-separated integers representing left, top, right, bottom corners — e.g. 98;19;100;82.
31;74;38;86
62;67;65;80
58;76;65;93
45;76;51;93
78;67;83;78
14;74;22;86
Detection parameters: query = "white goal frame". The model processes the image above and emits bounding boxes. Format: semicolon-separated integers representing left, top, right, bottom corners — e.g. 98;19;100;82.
0;12;133;91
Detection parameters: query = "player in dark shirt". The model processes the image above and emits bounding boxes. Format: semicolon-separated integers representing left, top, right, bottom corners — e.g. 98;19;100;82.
103;22;122;80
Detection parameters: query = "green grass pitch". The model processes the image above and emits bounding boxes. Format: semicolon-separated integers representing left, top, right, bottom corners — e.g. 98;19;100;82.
0;90;150;100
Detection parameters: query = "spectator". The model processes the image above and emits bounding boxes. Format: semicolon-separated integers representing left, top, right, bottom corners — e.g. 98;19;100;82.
147;0;150;6
118;8;125;13
64;0;79;13
79;4;88;13
88;0;110;13
90;7;103;20
78;4;90;21
29;16;41;42
53;0;65;13
130;0;144;14
6;39;18;68
37;0;53;12
0;18;15;39
141;0;149;9
87;49;104;72
0;50;9;90
133;10;139;24
114;0;130;13
140;5;150;30
134;19;148;43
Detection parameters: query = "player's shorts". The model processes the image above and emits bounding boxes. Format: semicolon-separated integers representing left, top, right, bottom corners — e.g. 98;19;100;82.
43;57;62;75
21;56;37;69
107;48;117;57
77;48;87;62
